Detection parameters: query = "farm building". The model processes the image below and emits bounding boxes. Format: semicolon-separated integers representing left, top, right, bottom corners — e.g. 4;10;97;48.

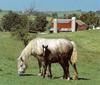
76;20;88;31
50;17;88;33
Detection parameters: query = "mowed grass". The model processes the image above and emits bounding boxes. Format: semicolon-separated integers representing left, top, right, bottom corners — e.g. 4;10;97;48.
0;30;100;85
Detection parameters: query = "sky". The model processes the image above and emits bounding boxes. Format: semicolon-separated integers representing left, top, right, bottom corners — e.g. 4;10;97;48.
0;0;99;11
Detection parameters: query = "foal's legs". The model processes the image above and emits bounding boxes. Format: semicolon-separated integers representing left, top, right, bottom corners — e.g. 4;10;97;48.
47;64;52;78
37;59;51;77
42;63;52;78
43;65;47;78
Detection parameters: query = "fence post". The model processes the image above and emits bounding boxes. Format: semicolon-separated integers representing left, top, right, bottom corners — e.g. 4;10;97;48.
72;17;76;32
53;19;58;33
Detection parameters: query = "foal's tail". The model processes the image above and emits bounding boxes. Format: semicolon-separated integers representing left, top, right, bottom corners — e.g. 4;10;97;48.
70;41;77;64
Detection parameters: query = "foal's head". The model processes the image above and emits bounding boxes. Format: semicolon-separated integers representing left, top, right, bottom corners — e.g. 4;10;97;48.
42;45;50;57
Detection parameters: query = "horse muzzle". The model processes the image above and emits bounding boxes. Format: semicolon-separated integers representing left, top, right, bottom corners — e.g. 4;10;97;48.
18;71;25;76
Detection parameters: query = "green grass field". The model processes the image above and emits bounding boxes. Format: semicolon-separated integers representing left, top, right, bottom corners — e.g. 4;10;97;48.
0;30;100;85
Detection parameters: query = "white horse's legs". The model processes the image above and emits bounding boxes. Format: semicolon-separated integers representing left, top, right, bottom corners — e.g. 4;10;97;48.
72;64;78;80
70;61;78;80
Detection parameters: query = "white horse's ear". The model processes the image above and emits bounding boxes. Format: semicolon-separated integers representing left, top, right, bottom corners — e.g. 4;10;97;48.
42;45;44;48
46;45;48;48
20;57;24;62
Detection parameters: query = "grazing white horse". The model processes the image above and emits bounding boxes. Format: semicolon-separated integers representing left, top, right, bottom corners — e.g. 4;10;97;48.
17;38;78;80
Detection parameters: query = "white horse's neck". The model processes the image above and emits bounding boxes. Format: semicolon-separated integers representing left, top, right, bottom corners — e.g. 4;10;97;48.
19;42;33;63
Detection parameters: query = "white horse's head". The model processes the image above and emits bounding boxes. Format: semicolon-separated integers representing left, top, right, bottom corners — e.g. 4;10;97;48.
17;57;27;76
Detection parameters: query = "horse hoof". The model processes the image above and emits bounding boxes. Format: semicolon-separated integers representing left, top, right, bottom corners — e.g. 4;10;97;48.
73;76;78;80
60;77;63;79
37;73;41;76
48;76;52;79
18;73;24;76
67;77;70;80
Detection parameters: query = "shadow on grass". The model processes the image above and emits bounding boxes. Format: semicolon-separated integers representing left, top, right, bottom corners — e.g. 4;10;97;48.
18;73;38;77
78;77;90;80
53;76;63;79
53;76;90;80
18;74;90;80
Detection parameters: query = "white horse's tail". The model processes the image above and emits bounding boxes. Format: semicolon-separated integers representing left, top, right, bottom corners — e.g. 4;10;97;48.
70;41;77;64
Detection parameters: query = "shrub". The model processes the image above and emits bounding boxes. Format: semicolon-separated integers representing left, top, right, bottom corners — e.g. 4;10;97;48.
1;11;28;31
32;15;48;32
1;11;33;46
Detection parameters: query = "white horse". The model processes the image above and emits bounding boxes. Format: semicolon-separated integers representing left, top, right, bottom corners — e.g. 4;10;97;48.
17;38;78;80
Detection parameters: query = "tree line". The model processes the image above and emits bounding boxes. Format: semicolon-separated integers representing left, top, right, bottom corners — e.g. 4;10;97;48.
0;11;48;46
0;10;100;46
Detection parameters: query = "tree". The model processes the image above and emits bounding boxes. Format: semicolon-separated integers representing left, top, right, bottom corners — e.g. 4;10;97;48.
63;14;67;19
11;22;35;46
32;15;48;32
0;9;2;12
79;11;100;27
1;11;32;46
67;13;79;19
51;12;58;18
1;11;28;31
